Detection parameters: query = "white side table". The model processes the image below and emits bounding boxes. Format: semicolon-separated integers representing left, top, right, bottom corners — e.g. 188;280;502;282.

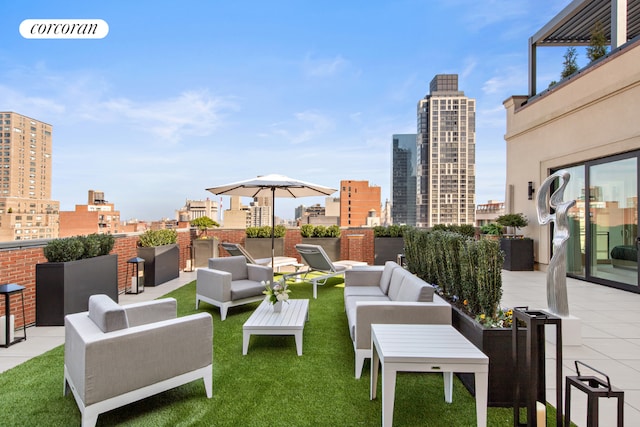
370;324;489;427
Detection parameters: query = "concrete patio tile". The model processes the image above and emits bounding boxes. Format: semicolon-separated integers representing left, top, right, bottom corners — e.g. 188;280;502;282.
581;338;640;359
579;323;618;339
591;322;640;339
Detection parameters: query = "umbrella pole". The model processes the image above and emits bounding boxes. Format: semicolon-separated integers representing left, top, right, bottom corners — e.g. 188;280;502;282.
271;187;275;271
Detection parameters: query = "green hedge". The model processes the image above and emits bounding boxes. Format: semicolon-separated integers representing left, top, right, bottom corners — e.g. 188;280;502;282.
43;233;115;262
300;224;340;238
404;228;504;319
245;225;286;238
138;229;178;247
373;224;411;237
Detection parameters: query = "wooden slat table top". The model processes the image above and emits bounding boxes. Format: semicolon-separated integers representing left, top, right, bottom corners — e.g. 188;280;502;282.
371;324;488;365
244;299;309;330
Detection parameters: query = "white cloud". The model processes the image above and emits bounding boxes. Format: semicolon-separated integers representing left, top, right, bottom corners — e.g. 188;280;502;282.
303;54;348;77
268;110;335;144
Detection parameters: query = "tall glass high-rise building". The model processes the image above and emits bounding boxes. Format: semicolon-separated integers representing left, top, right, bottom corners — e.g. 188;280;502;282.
416;75;476;227
391;134;417;226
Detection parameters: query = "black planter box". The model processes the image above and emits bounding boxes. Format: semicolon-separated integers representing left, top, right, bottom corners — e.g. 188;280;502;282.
451;305;528;407
245;238;284;259
137;244;179;286
500;238;534;271
193;238;218;268
374;237;404;265
36;254;118;326
301;238;341;261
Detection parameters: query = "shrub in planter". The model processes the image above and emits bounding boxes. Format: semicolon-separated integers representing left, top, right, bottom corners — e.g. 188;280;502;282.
300;224;314;238
37;233;117;326
43;233;114;262
138;229;177;247
137;229;179;286
496;213;528;237
300;224;340;238
190;216;219;239
246;225;286;238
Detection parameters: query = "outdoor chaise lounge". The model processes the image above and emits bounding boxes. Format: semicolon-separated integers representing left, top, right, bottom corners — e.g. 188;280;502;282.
64;295;213;427
220;242;299;272
288;243;367;299
197;255;273;320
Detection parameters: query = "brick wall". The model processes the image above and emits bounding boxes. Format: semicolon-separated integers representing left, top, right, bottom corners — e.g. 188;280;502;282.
0;227;377;330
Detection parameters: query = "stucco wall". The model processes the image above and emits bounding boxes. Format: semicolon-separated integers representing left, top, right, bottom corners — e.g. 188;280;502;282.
504;39;640;267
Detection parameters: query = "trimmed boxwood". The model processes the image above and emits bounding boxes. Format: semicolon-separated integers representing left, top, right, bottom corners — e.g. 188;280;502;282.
43;233;115;262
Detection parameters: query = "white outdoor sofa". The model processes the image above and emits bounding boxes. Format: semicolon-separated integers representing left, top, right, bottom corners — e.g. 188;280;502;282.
344;261;452;378
64;295;213;427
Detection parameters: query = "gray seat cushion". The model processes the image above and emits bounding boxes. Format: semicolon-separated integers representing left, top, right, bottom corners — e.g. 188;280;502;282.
230;279;266;300
379;261;399;294
344;286;386;298
395;275;435;302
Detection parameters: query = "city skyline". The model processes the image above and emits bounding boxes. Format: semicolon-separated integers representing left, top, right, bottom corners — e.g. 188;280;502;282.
1;1;575;220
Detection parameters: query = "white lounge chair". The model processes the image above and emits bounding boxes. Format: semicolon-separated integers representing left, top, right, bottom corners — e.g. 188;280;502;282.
289;243;367;299
220;242;298;272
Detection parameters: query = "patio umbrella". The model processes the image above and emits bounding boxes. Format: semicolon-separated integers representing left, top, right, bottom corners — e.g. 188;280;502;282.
206;174;337;268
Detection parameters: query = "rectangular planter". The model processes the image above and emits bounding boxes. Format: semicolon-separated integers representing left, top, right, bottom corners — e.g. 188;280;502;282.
36;254;118;326
500;238;534;271
137;244;179;287
301;237;341;261
193;238;218;268
374;237;404;265
451;305;528;407
245;238;284;259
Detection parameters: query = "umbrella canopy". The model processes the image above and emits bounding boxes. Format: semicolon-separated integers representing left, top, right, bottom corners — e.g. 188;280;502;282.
206;174;337;268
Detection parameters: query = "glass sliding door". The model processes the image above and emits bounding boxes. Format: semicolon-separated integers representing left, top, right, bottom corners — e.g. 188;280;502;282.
588;156;638;287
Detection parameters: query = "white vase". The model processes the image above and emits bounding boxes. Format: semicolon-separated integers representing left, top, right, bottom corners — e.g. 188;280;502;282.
272;301;283;313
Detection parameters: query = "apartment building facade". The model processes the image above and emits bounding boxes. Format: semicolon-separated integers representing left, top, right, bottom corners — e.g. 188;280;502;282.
339;180;381;227
416;75;476;227
0;112;59;241
59;190;122;237
391;134;417;226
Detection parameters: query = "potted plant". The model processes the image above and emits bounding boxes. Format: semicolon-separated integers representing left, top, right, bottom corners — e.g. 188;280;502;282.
190;216;220;268
36;234;117;326
496;213;534;271
300;224;341;261
245;225;286;259
373;225;410;265
403;228;527;407
479;223;503;241
137;229;179;286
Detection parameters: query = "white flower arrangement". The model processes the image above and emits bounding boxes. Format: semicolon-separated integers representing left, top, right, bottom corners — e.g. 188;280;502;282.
262;280;291;304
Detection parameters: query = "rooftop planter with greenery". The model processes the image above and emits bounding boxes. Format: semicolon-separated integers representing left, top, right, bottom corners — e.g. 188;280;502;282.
244;225;287;259
190;217;220;268
495;213;533;271
403;228;528;407
373;225;411;265
137;229;179;286
300;224;341;260
36;233;118;326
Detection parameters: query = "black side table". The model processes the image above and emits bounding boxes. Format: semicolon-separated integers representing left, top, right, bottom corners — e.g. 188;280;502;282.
0;283;27;348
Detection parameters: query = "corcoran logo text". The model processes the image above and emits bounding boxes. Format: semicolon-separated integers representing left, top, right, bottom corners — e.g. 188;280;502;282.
20;19;109;39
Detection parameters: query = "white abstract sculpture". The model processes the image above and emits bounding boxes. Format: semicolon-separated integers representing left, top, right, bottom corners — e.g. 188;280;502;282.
536;170;576;317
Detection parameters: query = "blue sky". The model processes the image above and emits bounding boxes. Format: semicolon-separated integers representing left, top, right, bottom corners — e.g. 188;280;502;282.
1;0;576;222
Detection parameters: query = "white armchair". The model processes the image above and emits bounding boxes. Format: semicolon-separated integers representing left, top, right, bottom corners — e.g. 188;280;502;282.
196;255;273;320
64;295;213;427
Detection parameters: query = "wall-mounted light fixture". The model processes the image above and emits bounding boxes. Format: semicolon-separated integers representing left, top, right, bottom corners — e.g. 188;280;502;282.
528;181;535;200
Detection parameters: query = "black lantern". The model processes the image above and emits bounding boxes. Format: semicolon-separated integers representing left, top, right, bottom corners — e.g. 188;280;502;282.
126;257;145;294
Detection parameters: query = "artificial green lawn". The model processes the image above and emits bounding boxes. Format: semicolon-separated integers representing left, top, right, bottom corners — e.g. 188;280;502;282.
0;275;561;426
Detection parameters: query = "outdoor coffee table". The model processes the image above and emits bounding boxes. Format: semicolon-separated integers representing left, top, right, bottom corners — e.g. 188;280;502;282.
242;299;309;356
370;324;489;427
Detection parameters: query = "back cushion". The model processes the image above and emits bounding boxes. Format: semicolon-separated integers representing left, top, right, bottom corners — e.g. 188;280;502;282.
395;275;435;302
379;261;398;294
88;294;129;333
387;269;406;300
210;256;248;280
